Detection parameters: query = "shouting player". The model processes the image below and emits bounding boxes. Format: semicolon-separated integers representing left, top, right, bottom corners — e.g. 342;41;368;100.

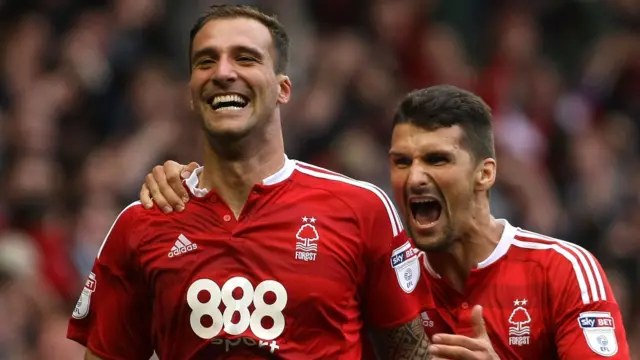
146;86;631;359
67;5;430;360
388;86;629;359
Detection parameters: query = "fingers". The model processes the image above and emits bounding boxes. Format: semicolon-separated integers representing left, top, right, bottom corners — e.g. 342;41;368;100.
432;334;482;350
140;160;199;214
182;161;200;178
140;183;153;209
145;171;171;213
429;343;476;359
162;161;190;206
470;305;488;339
152;164;186;213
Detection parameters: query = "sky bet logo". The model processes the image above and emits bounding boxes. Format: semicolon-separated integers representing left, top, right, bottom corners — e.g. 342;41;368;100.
577;312;618;356
391;253;406;267
390;241;421;293
579;316;614;329
391;247;419;268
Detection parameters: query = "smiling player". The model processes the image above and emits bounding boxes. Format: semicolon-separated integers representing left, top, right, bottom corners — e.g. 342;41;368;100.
67;5;430;360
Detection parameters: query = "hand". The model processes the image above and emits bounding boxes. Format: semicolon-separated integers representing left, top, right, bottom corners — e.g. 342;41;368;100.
140;161;200;213
429;305;499;360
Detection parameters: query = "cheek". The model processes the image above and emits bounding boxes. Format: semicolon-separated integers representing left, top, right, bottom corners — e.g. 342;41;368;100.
439;172;474;207
189;72;210;92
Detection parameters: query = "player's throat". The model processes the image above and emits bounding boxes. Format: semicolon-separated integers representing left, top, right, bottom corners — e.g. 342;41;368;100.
199;151;288;218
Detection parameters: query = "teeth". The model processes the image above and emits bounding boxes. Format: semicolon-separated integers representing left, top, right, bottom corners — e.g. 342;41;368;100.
214;106;244;112
212;94;247;106
411;199;435;204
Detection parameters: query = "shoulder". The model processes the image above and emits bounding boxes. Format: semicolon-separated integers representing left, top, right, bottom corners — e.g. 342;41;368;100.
104;200;146;232
294;161;377;193
292;160;394;208
96;201;147;260
106;200;177;227
292;161;403;234
509;227;607;304
509;228;597;269
116;200;146;219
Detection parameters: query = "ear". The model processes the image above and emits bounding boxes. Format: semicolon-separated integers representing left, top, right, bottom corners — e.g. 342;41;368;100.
276;75;291;105
475;157;496;192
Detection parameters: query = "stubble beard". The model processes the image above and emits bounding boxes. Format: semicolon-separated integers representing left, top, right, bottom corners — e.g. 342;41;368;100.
407;221;457;253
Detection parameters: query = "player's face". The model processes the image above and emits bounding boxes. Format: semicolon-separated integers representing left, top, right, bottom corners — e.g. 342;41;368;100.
189;18;290;139
389;124;478;251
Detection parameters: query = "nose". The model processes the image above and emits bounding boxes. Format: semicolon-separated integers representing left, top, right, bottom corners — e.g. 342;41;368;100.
407;164;430;192
211;56;237;85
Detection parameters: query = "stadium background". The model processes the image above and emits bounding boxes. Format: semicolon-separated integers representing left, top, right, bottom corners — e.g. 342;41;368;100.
0;0;638;358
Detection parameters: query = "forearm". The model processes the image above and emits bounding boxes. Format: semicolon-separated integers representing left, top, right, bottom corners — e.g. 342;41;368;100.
385;316;432;360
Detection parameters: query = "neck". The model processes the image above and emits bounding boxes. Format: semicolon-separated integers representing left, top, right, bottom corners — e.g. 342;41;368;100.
199;116;286;217
426;199;504;292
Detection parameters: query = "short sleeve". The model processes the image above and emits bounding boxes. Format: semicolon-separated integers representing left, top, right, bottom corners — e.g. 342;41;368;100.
358;189;425;329
550;244;630;359
67;201;154;359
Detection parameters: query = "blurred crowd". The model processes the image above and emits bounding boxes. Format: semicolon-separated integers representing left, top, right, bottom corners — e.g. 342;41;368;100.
0;0;638;358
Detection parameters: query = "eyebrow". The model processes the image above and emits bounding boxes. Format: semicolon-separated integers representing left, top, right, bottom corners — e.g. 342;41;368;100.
388;148;455;157
191;45;265;63
191;47;215;63
234;45;264;59
388;150;407;157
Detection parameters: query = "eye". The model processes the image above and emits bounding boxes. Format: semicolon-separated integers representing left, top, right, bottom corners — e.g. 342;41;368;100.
196;59;214;69
425;154;449;166
237;56;256;63
392;157;412;168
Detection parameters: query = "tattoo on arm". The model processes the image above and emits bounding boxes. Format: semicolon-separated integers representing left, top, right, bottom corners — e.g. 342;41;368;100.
386;316;432;360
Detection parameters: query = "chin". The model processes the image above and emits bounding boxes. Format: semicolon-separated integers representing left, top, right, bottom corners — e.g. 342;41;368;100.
409;226;455;252
203;117;254;139
205;124;251;139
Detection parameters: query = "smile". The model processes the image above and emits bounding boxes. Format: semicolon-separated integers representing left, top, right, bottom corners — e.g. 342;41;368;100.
408;196;442;228
209;93;250;112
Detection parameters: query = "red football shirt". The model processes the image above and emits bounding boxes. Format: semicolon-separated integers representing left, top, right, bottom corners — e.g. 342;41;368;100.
418;219;630;359
67;158;423;359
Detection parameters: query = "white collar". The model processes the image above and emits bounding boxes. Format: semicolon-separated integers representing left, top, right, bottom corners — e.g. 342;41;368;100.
184;155;296;198
422;218;516;278
477;218;515;268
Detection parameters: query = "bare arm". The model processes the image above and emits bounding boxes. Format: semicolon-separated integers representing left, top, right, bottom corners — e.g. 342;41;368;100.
373;316;432;360
84;349;104;360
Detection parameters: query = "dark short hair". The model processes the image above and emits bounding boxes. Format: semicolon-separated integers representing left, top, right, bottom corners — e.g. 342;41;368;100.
189;4;289;74
393;85;495;161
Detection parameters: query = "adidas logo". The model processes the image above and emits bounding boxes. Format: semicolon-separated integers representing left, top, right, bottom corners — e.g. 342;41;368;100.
168;234;198;258
420;311;434;327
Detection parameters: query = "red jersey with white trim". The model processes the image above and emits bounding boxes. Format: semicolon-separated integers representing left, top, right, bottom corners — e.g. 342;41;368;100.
418;219;630;359
67;157;424;359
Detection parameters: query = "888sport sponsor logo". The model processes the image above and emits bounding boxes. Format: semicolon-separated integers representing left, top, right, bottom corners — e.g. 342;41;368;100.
187;277;287;353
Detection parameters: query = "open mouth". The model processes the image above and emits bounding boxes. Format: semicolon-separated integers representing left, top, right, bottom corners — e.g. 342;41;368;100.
409;197;442;226
209;94;250;112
